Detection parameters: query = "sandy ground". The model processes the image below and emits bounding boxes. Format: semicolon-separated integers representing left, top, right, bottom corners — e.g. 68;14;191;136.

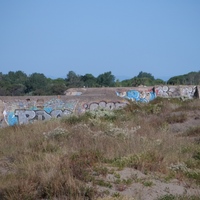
95;109;200;199
96;167;200;200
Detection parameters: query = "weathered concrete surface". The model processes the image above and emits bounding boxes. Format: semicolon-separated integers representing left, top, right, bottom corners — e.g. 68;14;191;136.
0;90;127;127
0;85;199;127
65;85;199;99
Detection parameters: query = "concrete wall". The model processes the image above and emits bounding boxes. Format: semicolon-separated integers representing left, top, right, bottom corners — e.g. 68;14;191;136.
0;85;199;127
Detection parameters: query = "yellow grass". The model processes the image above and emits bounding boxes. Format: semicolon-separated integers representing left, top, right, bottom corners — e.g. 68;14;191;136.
0;98;200;199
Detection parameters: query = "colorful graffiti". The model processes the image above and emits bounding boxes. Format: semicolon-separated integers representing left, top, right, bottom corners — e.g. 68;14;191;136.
0;85;198;127
14;109;72;125
83;101;127;111
0;98;78;127
116;88;156;102
0;98;127;127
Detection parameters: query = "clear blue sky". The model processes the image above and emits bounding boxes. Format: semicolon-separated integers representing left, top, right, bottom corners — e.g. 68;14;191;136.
0;0;199;80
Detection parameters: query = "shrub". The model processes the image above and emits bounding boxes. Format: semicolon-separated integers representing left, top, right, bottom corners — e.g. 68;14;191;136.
184;126;200;137
166;113;187;124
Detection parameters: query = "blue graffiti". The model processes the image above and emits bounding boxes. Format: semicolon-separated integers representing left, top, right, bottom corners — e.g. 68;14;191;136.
116;89;156;102
7;112;18;126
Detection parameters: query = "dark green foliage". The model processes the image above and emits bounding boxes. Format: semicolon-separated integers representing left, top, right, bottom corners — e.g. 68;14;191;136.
93;179;112;188
97;71;115;87
121;71;165;87
167;71;200;85
25;73;49;95
81;73;97;87
157;194;176;200
65;71;84;88
193;152;200;161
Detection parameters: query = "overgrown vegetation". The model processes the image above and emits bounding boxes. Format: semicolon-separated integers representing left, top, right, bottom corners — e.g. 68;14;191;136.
0;98;200;199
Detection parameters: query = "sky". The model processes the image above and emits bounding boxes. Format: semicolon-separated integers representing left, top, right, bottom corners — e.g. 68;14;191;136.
0;0;200;81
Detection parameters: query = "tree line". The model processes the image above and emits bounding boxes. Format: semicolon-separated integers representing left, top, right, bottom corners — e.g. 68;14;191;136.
0;70;199;96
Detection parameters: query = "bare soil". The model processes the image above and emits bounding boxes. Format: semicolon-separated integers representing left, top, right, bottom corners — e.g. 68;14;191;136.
95;109;200;200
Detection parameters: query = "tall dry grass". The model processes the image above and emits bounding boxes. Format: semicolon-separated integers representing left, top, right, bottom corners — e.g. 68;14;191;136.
0;98;200;199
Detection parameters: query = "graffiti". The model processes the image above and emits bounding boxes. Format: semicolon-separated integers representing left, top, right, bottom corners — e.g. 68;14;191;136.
83;101;127;111
156;86;197;98
0;85;198;127
0;100;5;127
116;88;156;102
15;109;72;125
0;97;126;126
0;98;78;127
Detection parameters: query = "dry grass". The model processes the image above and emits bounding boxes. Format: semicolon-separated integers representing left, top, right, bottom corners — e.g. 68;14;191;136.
0;98;200;199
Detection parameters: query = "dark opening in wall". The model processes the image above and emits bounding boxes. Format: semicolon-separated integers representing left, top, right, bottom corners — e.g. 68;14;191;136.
194;86;199;99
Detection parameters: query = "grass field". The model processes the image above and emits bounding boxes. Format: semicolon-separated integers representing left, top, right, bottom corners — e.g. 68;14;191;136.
0;97;200;200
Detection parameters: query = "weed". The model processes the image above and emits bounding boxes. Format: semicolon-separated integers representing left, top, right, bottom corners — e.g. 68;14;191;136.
94;179;112;188
70;149;103;182
158;194;200;200
123;101;141;113
112;192;121;198
185;170;200;184
157;194;176;200
61;111;92;125
143;103;162;114
184;126;200;137
114;172;121;179
142;180;154;187
124;178;133;185
166;113;187;124
93;166;109;176
193;151;200;161
0;98;200;199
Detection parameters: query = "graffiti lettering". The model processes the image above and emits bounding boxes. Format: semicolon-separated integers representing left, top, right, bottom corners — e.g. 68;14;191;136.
116;89;156;102
156;86;197;98
84;101;127;111
15;109;72;125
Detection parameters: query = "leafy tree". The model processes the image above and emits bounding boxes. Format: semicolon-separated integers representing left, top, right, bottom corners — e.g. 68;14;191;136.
120;79;133;87
137;71;154;80
115;79;122;87
81;73;97;87
167;76;182;85
49;78;67;95
132;77;143;86
7;84;26;96
65;71;83;88
97;71;115;87
167;71;200;85
25;73;48;95
154;79;166;85
0;71;28;95
5;71;28;85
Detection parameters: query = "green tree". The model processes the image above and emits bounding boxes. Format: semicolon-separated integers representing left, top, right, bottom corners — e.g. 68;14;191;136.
65;71;83;88
81;73;97;87
25;73;48;95
120;79;133;87
132;77;143;86
137;71;154;80
167;71;200;85
49;78;67;95
7;84;26;96
97;71;115;87
0;71;28;95
154;79;166;85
